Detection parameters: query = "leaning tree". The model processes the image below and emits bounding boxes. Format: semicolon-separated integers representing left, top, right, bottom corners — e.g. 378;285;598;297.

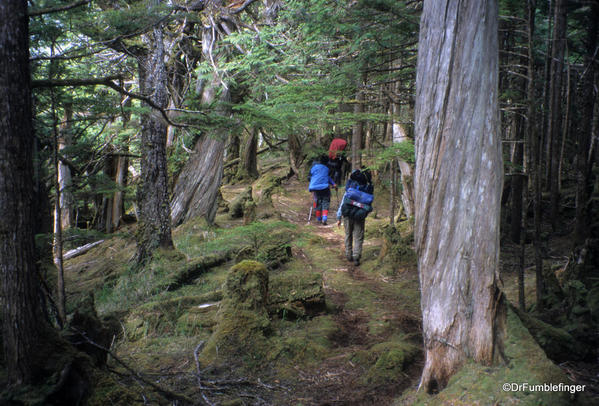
414;0;506;391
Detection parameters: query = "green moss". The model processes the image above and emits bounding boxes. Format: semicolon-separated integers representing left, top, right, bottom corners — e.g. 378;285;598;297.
512;305;586;362
270;315;338;369
199;261;271;367
88;372;146;406
269;271;326;319
361;340;420;386
397;309;585;405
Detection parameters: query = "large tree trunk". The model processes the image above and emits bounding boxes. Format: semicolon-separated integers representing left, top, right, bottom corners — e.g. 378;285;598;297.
171;24;230;226
136;25;174;263
547;0;567;230
0;2;85;391
414;0;506;392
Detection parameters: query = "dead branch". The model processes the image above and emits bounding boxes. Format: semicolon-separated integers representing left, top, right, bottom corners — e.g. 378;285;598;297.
63;240;105;261
71;328;205;405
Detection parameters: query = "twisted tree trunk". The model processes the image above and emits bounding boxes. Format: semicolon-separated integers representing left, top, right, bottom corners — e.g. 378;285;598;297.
414;0;506;392
170;23;231;226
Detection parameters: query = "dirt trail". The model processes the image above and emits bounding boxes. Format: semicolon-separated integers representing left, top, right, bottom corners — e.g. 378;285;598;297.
270;177;422;405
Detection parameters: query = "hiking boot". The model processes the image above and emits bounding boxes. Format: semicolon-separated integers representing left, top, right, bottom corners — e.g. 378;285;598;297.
322;220;327;226
346;254;353;262
354;256;361;266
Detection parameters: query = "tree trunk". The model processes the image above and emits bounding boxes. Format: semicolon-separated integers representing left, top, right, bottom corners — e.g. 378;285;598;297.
414;0;506;391
170;22;231;226
525;0;545;312
0;0;60;385
542;0;553;189
58;102;74;230
98;151;116;233
351;76;365;170
236;127;259;180
111;153;128;230
288;133;304;179
392;103;415;219
574;3;599;246
510;115;525;244
136;24;174;264
547;0;567;230
50;85;67;326
111;94;132;231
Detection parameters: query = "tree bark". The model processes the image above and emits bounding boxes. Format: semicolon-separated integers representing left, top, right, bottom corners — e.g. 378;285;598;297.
170;23;231;226
414;0;505;391
1;0;60;385
112;94;132;231
525;0;545;312
574;3;599;246
351;76;365;170
288;133;304;178
391;103;415;219
547;0;567;230
135;23;174;264
236;127;259;180
58;102;74;230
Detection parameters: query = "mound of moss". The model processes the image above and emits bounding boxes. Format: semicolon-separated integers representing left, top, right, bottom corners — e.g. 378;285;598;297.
199;260;271;367
397;309;589;405
354;339;420;386
269;271;326;318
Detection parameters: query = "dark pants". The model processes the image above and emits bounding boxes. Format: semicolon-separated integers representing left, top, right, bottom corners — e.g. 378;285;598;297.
314;188;331;212
344;217;365;260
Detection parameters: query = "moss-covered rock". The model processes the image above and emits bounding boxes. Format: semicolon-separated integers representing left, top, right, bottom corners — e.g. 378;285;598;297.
357;340;420;386
124;293;223;340
269;271;326;318
228;186;253;219
200;260;271;367
377;224;416;271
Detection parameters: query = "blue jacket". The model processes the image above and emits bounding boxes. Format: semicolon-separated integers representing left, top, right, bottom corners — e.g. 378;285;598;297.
309;163;335;191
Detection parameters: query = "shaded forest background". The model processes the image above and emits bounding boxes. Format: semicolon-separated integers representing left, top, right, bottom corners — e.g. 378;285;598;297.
1;0;599;404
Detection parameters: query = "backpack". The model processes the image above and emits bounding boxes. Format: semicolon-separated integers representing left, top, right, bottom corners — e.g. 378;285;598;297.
341;169;374;220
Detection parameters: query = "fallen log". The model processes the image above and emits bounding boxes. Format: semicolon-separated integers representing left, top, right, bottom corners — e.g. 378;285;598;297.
63;240;105;260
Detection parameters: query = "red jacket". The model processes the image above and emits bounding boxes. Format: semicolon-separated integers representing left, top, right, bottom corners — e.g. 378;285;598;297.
328;138;347;159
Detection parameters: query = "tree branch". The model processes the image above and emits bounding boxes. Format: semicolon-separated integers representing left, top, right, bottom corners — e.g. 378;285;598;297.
32;77;204;128
230;0;259;14
29;0;91;17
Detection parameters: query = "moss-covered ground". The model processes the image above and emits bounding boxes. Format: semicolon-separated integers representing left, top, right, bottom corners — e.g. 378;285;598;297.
59;158;597;405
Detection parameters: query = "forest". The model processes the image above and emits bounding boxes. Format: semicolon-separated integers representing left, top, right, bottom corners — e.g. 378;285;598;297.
1;0;598;405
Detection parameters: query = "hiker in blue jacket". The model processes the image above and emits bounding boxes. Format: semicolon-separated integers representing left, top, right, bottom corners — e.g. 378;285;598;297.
336;168;373;266
308;155;336;225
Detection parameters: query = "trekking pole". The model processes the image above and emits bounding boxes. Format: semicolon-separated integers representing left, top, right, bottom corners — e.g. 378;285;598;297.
307;192;315;223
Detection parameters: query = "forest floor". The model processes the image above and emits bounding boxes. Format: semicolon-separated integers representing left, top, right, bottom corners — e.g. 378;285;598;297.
61;159;597;405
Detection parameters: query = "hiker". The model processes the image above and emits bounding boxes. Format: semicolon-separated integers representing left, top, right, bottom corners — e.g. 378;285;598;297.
336;168;373;266
328;137;348;185
308;155;337;225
